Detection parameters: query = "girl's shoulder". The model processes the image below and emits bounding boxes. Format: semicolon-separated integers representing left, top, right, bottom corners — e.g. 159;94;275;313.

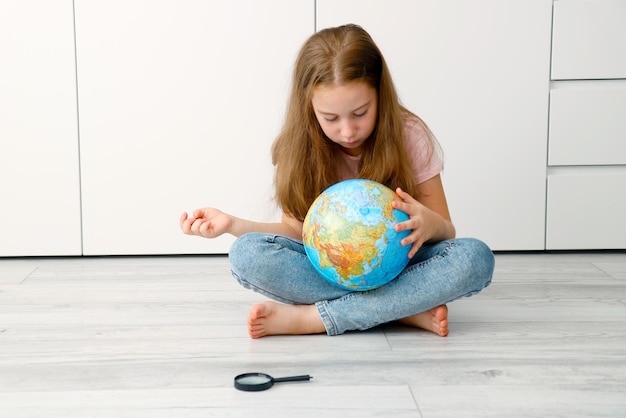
402;114;435;151
402;114;431;142
402;114;444;184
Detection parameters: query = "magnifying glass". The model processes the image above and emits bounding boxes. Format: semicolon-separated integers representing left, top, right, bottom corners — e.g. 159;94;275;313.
234;372;313;391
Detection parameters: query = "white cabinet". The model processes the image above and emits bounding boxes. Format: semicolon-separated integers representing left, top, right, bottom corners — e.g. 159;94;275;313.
547;0;626;250
547;171;626;250
549;83;626;166
552;0;626;80
75;0;313;255
317;0;553;250
0;1;82;256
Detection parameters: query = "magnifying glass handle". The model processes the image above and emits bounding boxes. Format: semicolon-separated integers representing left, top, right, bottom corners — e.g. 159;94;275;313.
272;375;313;383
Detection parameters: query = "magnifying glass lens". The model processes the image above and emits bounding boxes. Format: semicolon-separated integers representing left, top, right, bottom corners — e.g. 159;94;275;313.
236;374;271;386
234;373;274;391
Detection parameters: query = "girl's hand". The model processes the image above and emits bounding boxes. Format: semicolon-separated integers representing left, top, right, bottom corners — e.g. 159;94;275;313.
392;187;445;258
180;208;233;239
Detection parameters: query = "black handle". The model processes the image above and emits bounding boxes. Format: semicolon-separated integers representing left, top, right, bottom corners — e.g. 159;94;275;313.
272;375;313;383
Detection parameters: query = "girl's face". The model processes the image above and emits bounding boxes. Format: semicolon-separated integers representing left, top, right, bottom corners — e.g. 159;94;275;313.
311;82;378;156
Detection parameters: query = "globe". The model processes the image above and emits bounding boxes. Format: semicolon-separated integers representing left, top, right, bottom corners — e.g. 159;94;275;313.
302;179;411;291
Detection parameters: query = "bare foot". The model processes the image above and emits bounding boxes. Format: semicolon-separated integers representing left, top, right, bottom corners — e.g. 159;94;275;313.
247;301;326;339
398;305;449;337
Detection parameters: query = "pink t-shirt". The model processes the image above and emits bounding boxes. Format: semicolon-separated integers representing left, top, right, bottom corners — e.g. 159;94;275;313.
335;118;443;185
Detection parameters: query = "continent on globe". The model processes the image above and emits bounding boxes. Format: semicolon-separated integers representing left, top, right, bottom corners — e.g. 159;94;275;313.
302;179;411;291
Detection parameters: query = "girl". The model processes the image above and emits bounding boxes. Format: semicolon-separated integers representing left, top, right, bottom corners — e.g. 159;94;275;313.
180;24;494;339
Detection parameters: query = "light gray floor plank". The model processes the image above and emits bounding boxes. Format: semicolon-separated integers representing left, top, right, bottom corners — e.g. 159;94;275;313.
0;386;418;417
412;384;626;418
1;252;626;417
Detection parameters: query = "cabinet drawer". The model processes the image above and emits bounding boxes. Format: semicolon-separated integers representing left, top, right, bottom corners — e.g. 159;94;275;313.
546;172;626;249
552;0;626;80
549;85;626;166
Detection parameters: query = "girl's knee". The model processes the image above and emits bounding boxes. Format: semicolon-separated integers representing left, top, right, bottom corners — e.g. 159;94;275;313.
229;233;270;291
466;238;494;269
457;238;495;291
229;234;247;266
229;233;269;274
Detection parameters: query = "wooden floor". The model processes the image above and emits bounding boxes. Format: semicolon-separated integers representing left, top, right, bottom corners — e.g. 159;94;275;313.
1;252;625;417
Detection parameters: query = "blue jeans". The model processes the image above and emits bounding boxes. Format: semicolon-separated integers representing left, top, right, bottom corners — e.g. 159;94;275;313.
229;233;494;336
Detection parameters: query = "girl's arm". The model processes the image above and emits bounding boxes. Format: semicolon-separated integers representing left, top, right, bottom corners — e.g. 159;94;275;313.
180;208;303;240
227;212;303;240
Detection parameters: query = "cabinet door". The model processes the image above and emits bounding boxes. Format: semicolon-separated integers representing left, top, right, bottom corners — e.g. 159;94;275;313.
76;1;313;255
317;0;552;250
547;171;626;250
0;0;81;256
549;84;626;166
552;0;626;80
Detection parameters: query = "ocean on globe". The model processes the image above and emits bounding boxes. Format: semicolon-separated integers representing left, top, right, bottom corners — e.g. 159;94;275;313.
302;179;411;291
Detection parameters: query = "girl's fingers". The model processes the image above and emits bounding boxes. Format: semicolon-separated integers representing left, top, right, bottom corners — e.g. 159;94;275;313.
395;187;417;204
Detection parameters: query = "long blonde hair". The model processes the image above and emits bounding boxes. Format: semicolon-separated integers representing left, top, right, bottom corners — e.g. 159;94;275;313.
272;24;435;221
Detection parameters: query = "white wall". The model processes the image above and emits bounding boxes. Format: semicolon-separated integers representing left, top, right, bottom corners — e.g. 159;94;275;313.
0;0;82;256
75;0;313;255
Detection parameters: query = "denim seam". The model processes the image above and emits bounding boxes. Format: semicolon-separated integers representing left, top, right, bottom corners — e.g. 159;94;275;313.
315;301;337;336
264;235;311;263
405;240;456;275
230;270;297;305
